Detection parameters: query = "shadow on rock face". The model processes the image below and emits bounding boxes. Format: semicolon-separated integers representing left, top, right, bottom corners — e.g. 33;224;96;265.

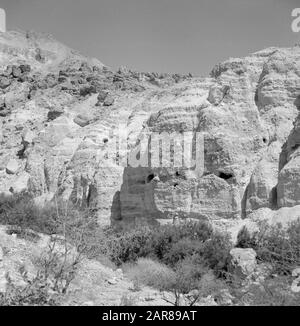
110;166;164;229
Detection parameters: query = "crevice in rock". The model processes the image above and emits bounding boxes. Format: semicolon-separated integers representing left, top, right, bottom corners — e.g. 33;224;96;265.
241;184;249;219
254;88;259;108
269;186;278;209
17;147;26;159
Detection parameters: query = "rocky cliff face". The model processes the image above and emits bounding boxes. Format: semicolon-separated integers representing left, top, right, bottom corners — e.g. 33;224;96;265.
0;30;300;233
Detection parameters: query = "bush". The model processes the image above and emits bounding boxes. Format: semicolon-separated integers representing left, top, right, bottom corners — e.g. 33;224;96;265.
0;274;60;306
236;220;300;275
124;258;176;291
162;238;202;266
0;234;83;306
105;226;153;265
201;233;232;276
105;221;215;266
161;256;227;306
0;192;97;245
148;221;213;265
233;276;300;306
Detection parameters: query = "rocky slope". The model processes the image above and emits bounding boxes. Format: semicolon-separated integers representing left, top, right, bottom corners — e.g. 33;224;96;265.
0;30;300;236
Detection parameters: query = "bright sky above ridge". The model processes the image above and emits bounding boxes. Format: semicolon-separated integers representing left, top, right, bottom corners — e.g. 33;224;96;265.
1;0;300;75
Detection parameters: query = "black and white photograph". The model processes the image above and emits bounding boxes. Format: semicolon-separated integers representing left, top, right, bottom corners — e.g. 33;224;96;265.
0;0;300;311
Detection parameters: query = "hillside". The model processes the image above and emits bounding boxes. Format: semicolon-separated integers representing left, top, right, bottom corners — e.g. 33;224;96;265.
1;31;300;236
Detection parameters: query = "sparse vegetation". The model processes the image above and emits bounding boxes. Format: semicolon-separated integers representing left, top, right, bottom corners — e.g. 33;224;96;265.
1;192;300;306
124;258;176;291
108;222;232;305
236;220;300;275
103;220;231;273
0;234;83;306
0;192;90;306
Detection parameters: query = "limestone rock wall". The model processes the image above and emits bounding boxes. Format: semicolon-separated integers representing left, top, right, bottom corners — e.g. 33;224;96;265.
1;29;300;230
117;47;300;226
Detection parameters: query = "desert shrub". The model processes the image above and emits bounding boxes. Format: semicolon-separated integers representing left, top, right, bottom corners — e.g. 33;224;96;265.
0;192;51;232
173;256;209;293
0;192;61;235
236;220;300;275
33;236;83;294
106;220;215;266
161;256;228;306
162;238;202;266
201;233;232;276
197;270;229;300
0;234;83;306
146;221;213;265
0;272;60;306
124;256;228;306
105;226;153;265
233;276;300;306
124;258;176;291
0;192;97;245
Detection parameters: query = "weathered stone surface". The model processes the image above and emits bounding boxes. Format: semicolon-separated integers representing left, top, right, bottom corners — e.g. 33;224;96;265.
74;114;92;127
97;90;108;103
0;29;300;230
229;248;257;278
10;172;30;193
277;112;300;208
22;130;36;145
6;159;19;175
103;95;114;106
245;141;282;214
0;76;10;89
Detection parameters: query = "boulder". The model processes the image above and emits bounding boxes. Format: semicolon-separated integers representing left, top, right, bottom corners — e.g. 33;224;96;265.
0;76;11;89
73;114;92;127
12;65;22;78
10;172;30;193
97;90;108;103
23;130;36;145
6;159;19;175
19;64;31;74
229;248;257;279
103;95;114;106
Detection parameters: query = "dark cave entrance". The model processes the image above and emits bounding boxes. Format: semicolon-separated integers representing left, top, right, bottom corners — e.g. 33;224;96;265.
218;172;233;180
146;174;155;183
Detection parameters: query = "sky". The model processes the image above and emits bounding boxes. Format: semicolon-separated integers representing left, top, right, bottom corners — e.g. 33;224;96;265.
0;0;300;75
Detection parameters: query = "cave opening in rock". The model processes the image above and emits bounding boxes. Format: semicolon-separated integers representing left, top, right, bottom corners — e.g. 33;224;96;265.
291;144;300;151
146;174;155;183
263;137;267;144
218;172;233;180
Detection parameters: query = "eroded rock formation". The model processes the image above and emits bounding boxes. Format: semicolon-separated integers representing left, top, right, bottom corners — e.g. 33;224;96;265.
1;30;300;234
